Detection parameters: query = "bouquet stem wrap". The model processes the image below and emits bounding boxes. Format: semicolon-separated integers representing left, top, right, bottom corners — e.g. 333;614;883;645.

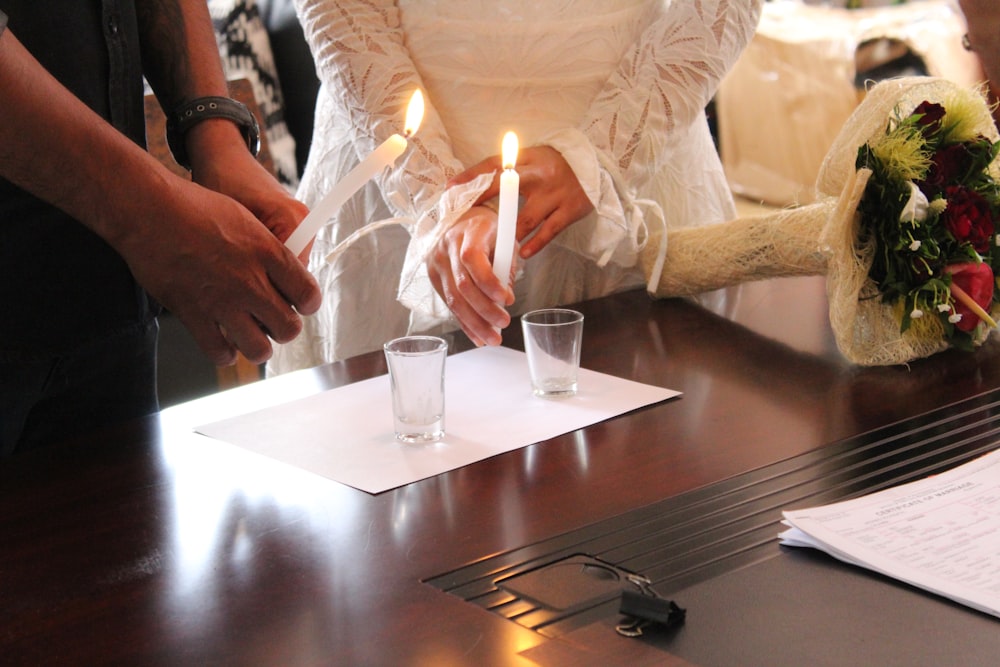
650;200;834;297
643;77;1000;366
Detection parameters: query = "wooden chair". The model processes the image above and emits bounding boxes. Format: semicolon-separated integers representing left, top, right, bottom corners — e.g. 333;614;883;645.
144;78;273;389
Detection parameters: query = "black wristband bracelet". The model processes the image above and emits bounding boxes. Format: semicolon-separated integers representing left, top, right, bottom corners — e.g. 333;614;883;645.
165;96;260;170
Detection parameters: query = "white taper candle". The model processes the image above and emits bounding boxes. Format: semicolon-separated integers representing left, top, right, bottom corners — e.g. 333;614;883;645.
284;90;424;257
491;131;519;285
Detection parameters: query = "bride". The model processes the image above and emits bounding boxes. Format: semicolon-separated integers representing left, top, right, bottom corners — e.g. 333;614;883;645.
269;0;762;374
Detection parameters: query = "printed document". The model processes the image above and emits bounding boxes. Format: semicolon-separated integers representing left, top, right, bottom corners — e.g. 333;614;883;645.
780;448;1000;618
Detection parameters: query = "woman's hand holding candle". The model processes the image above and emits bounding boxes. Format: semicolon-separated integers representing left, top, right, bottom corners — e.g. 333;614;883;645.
426;205;514;347
447;145;593;259
432;140;595;347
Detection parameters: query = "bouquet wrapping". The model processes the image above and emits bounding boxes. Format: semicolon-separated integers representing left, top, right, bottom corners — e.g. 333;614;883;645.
642;77;1000;366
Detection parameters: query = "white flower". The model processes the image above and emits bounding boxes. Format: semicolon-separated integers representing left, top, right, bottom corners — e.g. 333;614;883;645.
949;313;963;324
995;234;1000;247
910;308;924;319
909;239;922;251
900;182;929;223
937;303;952;313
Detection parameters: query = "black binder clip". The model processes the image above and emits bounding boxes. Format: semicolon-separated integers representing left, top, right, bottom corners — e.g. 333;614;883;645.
615;574;686;638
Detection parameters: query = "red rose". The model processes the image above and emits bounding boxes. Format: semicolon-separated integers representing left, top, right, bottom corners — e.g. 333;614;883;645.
920;144;975;194
947;262;995;332
913;101;945;137
943;185;995;252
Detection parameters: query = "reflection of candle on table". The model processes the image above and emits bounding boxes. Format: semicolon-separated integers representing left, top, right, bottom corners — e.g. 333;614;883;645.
285;90;425;257
491;131;519;286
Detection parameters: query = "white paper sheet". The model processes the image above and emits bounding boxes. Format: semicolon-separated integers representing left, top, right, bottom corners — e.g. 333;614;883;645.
196;346;680;493
780;447;1000;618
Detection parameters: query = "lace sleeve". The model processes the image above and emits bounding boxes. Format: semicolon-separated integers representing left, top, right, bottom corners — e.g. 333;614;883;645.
295;0;497;326
293;0;474;220
544;0;763;285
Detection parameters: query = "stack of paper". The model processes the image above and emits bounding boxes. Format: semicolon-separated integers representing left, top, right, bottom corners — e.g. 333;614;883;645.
779;448;1000;618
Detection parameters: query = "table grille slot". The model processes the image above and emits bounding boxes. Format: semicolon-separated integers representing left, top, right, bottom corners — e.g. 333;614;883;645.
425;390;1000;637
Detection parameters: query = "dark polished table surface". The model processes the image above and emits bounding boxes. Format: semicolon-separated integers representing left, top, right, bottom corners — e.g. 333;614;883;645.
4;277;1000;666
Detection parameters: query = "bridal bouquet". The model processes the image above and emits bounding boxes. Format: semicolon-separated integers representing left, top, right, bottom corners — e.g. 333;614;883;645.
855;97;1000;348
642;77;1000;366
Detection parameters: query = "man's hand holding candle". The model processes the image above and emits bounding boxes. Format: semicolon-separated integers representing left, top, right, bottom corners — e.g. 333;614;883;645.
189;133;310;251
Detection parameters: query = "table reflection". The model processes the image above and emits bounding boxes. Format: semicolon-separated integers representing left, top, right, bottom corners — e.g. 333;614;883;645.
6;280;1000;664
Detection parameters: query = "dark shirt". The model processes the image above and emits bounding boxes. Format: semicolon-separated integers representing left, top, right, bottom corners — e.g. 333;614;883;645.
0;1;157;358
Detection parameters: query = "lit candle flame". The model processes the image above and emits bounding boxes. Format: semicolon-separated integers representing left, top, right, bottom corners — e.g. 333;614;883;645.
404;90;424;137
502;131;518;170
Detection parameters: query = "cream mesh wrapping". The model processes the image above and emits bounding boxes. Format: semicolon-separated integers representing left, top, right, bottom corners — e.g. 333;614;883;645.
643;77;1000;366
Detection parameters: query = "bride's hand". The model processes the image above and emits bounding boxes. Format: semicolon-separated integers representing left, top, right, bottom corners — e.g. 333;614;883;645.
449;145;594;259
427;205;515;347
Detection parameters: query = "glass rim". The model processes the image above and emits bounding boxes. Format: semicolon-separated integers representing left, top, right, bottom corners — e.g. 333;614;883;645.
520;308;584;326
383;335;448;354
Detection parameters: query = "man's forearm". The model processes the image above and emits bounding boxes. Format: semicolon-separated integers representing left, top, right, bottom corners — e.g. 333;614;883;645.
136;0;229;110
136;0;257;177
0;9;320;366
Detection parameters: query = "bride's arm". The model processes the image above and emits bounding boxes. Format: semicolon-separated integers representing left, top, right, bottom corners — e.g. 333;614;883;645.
295;0;502;332
540;0;763;265
293;0;468;219
586;0;762;182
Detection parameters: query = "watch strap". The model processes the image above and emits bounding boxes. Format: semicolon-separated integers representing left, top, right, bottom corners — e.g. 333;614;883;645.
165;96;261;170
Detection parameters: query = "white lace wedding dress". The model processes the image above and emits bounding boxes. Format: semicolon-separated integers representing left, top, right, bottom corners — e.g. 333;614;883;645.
269;0;762;373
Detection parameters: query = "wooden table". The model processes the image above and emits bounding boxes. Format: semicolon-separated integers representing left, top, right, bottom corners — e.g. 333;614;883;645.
3;277;999;665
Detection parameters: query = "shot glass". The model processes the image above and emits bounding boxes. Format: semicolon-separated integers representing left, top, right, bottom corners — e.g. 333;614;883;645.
521;308;584;397
383;336;447;443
